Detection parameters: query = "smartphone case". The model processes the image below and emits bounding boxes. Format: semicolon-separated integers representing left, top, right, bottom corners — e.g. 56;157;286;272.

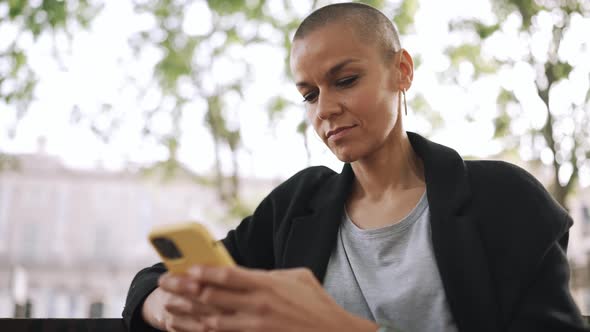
148;222;235;274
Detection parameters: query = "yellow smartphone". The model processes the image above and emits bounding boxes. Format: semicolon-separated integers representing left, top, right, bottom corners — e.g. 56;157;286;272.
148;222;235;274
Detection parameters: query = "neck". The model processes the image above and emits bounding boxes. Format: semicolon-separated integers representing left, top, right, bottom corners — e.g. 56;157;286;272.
350;126;425;201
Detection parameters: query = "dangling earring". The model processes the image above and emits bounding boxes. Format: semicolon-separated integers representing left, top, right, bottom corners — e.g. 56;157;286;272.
402;89;408;116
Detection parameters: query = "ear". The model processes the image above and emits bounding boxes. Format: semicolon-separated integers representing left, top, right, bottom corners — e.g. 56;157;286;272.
395;49;414;91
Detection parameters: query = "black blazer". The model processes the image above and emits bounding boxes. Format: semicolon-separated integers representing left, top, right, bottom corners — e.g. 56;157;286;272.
123;132;589;332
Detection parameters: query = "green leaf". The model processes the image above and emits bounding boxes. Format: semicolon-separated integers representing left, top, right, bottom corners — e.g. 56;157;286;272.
25;10;43;37
392;0;418;34
208;0;247;14
154;2;171;19
42;0;68;28
226;28;242;44
475;22;500;39
447;44;481;66
551;61;573;81
492;0;541;30
497;88;517;107
8;0;26;19
493;111;511;138
12;50;27;72
268;96;288;120
446;43;498;76
297;120;308;134
155;45;193;91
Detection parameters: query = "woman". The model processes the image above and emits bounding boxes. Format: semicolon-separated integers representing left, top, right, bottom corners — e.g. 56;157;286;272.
123;3;588;332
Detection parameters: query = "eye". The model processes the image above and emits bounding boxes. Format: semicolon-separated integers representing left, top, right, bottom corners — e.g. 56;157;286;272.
336;75;358;87
302;90;318;103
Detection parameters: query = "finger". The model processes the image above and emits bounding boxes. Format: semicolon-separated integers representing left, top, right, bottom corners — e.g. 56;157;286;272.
270;267;316;283
269;268;322;291
203;311;266;332
165;294;222;317
159;273;201;296
164;313;208;332
188;265;266;291
198;285;262;313
164;295;193;315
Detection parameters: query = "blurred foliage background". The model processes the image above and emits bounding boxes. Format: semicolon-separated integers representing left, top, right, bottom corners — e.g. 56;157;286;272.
0;0;589;213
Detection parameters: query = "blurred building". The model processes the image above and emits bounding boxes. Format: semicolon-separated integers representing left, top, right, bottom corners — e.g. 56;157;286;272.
0;152;276;318
0;152;589;318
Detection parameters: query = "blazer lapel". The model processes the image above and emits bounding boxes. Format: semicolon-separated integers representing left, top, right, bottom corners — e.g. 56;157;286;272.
409;132;500;332
281;164;354;281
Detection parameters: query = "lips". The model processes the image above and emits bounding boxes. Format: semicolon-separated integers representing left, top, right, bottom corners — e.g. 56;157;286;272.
326;125;357;139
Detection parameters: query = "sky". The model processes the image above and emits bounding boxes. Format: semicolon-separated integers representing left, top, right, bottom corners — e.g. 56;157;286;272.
0;0;588;186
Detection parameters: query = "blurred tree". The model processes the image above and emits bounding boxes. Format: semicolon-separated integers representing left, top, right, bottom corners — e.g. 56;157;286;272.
0;0;102;135
129;0;289;215
0;0;102;164
446;0;590;210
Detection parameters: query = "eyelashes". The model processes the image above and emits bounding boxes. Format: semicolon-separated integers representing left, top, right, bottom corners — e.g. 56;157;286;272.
335;75;358;87
301;75;359;104
302;91;318;103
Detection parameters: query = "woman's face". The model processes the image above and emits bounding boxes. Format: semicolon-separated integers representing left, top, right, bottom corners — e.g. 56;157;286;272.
290;22;406;163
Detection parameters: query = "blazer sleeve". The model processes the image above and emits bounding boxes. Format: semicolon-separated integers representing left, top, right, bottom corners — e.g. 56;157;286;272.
122;194;277;332
220;193;276;269
122;263;167;332
507;225;589;332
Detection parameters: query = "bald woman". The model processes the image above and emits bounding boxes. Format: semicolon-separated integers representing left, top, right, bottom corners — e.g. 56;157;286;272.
123;3;588;332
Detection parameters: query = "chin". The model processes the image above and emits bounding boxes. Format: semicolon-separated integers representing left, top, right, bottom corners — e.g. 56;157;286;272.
336;155;357;163
331;147;362;163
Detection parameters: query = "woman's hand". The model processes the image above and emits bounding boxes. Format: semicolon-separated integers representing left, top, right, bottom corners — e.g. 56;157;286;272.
141;273;222;332
189;265;379;332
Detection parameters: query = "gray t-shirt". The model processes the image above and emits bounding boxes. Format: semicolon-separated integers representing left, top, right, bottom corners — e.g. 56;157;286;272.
323;192;458;332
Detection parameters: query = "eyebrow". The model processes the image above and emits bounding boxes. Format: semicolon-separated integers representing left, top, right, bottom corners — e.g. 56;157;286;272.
295;58;360;88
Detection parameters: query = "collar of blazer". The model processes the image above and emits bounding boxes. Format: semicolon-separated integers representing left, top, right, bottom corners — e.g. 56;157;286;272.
282;131;500;332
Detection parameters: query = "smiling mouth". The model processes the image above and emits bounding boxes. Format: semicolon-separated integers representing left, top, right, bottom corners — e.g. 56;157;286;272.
326;125;357;139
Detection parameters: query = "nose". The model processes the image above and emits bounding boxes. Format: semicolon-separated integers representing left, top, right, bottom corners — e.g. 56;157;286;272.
315;92;342;121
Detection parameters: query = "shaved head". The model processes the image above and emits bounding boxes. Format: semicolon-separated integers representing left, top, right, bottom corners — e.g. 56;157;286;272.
293;2;402;62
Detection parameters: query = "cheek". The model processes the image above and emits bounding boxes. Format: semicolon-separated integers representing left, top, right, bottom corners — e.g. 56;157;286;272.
306;109;323;139
351;88;396;139
305;107;314;123
349;86;389;119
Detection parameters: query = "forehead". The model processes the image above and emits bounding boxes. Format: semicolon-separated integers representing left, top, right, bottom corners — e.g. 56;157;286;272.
290;23;379;80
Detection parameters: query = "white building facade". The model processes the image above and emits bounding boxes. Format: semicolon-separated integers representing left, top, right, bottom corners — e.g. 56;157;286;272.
0;153;275;318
